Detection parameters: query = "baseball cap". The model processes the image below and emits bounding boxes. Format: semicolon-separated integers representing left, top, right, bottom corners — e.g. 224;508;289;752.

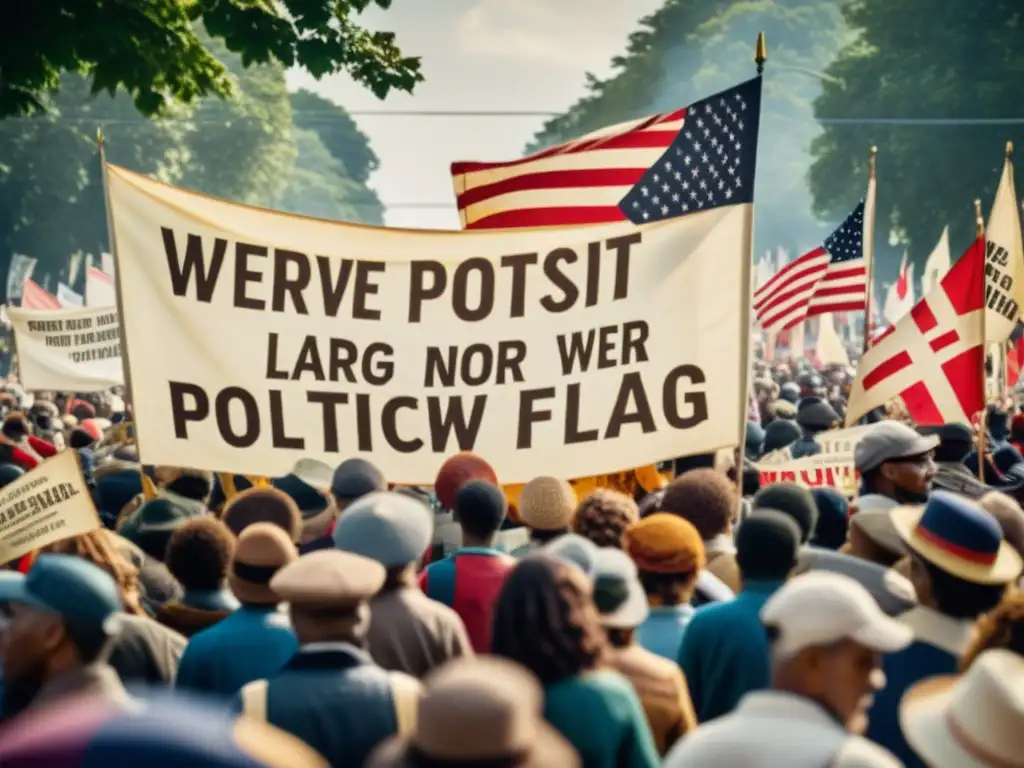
761;571;913;659
854;421;939;473
591;548;649;629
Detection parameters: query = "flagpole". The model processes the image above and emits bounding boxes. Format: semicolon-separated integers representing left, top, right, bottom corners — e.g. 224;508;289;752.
976;197;988;482
861;146;878;356
733;32;766;500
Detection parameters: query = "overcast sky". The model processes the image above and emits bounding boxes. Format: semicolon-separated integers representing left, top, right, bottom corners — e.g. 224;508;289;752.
285;0;662;229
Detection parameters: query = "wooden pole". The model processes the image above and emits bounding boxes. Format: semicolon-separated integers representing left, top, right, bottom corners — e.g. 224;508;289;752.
976;198;988;482
861;146;878;355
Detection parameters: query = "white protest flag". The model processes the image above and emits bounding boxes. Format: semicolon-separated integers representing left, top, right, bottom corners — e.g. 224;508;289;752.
883;253;915;325
985;149;1024;342
6;304;123;391
0;450;102;564
921;226;951;296
815;314;849;367
6;254;36;301
57;282;84;308
106;165;752;483
86;266;116;307
101;251;116;277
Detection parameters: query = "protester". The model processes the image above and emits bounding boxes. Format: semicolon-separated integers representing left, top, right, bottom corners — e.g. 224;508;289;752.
367;657;580;768
900;649;1023;768
510;476;577;558
271;458;333;536
929;423;991;499
659;468;741;591
491;555;660;767
0;555;133;721
294;457;387;553
678;510;801;722
176;523;299;696
234;550;421;767
960;588;1024;668
809;487;850;550
571;488;639;548
790;398;841;458
155;517;239;637
794;547;917;617
419;480;515;653
866;491;1024;766
222;486;303;544
623;513;705;660
666;572;911;767
543;533;599;578
855;421;938;512
332;491;473;677
593;548;697;754
120;497;190;561
763;417;801;454
753;483;819;543
431;452;499;561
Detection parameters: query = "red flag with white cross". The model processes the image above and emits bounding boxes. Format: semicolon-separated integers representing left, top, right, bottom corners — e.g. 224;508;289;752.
846;236;986;426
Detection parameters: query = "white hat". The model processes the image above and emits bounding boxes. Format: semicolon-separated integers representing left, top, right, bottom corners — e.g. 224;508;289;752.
290;458;333;493
760;572;913;659
901;649;1024;768
592;548;649;629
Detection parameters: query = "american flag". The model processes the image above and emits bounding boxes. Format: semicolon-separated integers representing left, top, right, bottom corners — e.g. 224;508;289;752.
754;201;870;331
451;78;761;229
21;278;60;310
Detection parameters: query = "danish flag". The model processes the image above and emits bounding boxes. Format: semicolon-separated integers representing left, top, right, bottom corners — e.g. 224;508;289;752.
846;236;986;426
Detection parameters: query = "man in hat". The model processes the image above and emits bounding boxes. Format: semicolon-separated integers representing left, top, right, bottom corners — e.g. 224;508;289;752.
928;423;991;500
0;555;133;721
176;523;299;697
510;476;577;558
430;452;499;563
234;549;422;767
299;457;387;553
790;397;841;459
333;491;472;678
665;572;911;767
272;458;332;543
866;491;1023;766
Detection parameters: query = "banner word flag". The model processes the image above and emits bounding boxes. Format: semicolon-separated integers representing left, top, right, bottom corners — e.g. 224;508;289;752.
0;450;102;564
985;153;1024;342
86;266;116;307
20;278;60;310
846;236;986;426
6;304;123;391
450;78;761;230
883;253;915;325
754;201;870;331
107;161;756;483
6;254;36;301
921;226;951;296
57;282;84;308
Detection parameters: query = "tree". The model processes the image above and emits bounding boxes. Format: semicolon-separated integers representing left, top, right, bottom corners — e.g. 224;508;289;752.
290;89;380;184
809;0;1024;283
1;0;422;119
528;0;851;257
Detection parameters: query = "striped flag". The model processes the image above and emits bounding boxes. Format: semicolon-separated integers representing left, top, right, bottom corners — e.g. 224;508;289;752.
20;279;60;310
450;78;761;230
753;198;871;331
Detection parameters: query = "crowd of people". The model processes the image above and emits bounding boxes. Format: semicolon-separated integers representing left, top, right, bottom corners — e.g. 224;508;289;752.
0;366;1021;766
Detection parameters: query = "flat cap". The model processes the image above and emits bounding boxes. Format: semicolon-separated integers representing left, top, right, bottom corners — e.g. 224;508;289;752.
332;491;434;567
331;458;387;500
0;554;122;629
855;421;939;473
270;549;385;608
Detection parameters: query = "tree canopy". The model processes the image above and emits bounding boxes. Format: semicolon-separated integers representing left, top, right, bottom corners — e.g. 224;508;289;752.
809;0;1024;281
0;0;421;119
528;0;851;258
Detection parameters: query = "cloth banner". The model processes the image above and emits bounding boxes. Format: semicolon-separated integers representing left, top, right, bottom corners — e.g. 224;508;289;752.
6;304;124;391
106;164;751;483
57;282;84;308
0;450;102;564
86;266;116;307
6;254;36;301
101;251;116;277
756;425;872;496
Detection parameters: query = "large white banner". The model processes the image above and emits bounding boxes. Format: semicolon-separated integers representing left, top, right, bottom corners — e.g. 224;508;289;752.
756;424;872;496
107;165;751;483
6;304;124;391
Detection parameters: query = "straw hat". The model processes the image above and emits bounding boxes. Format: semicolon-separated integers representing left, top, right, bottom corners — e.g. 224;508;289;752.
229;523;298;605
900;649;1024;768
891;491;1023;585
367;658;579;767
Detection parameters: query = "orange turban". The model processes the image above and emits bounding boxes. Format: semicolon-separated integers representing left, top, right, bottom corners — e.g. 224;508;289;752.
623;513;706;574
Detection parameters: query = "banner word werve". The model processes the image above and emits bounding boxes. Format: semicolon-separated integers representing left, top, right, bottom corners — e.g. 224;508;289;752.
108;165;752;483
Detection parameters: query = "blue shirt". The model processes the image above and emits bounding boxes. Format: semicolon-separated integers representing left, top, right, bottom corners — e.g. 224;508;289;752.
636;605;695;661
176;604;297;697
678;579;785;723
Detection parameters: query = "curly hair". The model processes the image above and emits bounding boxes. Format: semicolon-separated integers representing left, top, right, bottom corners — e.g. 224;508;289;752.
165;517;236;591
659;468;737;540
491;555;608;686
571;489;639;548
45;530;144;616
961;589;1024;670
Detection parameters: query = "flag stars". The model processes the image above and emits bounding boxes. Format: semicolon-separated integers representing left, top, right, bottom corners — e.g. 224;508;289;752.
652;195;661;204
696;118;704;128
664;160;673;171
672;193;680;202
674;171;683;181
661;205;669;215
653;173;660;182
684;155;692;166
661;183;670;193
693;141;701;152
725;188;734;200
641;186;649;197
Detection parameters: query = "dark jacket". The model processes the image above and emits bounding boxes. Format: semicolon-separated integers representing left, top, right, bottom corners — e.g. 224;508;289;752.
108;613;187;685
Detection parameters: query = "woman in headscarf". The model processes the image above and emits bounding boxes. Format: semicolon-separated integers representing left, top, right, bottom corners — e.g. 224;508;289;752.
491;555;659;768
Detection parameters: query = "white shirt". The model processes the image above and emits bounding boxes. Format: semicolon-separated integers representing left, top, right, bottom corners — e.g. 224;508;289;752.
663;691;902;768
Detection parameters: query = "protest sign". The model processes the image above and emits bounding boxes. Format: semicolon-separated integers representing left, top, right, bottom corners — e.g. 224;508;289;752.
6;304;124;391
107;164;753;483
0;450;102;564
756;425;871;496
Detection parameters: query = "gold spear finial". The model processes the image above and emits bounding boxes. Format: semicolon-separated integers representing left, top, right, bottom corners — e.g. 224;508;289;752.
1007;141;1014;159
868;145;878;180
755;32;767;75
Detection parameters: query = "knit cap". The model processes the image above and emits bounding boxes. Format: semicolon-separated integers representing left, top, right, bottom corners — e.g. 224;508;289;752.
434;452;498;511
623;513;706;574
753;483;819;543
518;476;576;531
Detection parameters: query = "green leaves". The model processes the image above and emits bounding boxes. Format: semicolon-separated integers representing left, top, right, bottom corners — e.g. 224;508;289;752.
0;0;422;120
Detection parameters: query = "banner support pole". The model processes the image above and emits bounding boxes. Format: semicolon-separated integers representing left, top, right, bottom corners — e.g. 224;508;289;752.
975;197;988;482
861;146;878;355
